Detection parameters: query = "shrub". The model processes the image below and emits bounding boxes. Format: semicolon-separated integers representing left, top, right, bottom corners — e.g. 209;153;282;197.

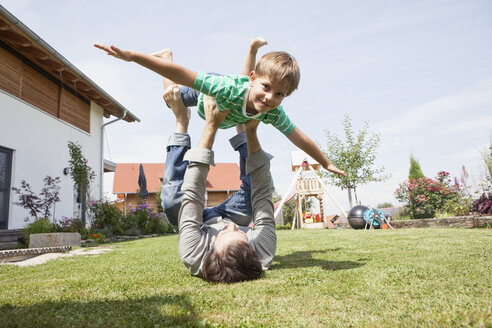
57;216;89;239
88;232;105;242
436;197;473;218
23;218;57;246
472;193;492;215
395;171;467;219
88;200;122;236
276;222;292;230
121;213;141;235
122;203;169;235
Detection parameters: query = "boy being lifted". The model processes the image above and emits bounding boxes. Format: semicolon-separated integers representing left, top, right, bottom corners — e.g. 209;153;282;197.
94;39;345;176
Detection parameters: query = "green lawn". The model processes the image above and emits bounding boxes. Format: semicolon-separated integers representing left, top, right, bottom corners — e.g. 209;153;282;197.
0;228;491;327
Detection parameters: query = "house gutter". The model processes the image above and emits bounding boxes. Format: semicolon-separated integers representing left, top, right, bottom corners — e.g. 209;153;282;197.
100;110;127;199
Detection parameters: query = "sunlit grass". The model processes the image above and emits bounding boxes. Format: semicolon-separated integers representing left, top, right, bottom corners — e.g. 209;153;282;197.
0;228;490;327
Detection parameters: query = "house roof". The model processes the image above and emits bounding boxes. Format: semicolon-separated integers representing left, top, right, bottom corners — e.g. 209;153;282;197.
113;163;241;194
0;5;139;123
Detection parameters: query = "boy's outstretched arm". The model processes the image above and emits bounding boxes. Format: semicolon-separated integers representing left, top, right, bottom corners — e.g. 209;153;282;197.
287;126;346;176
94;44;197;88
241;37;268;76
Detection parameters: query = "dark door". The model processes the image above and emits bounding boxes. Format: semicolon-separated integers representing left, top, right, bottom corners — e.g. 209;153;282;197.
0;147;12;229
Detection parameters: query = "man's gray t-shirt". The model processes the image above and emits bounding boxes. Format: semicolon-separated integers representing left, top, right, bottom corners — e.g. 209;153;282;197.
178;148;277;276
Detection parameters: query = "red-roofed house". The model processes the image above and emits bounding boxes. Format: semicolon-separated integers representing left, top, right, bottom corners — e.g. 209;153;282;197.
113;163;241;213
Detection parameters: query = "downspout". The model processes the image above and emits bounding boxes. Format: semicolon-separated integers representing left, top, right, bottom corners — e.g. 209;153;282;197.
100;109;127;199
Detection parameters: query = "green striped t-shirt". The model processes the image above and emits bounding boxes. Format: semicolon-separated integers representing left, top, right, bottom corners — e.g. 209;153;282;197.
193;72;295;135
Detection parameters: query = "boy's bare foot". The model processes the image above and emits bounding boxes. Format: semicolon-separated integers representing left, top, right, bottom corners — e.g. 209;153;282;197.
163;85;190;133
249;37;268;52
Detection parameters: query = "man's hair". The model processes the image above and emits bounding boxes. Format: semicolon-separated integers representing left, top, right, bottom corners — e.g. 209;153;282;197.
255;51;300;96
201;241;263;283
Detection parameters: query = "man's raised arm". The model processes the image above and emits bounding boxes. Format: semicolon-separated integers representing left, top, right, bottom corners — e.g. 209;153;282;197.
244;120;277;269
177;97;229;273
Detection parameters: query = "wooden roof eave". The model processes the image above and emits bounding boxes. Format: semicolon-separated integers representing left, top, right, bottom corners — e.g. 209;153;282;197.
0;5;140;123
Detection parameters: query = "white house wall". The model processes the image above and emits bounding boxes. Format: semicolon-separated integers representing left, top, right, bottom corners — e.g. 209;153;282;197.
0;90;103;229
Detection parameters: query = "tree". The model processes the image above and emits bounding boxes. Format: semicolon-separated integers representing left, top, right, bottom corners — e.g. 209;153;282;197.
12;176;61;221
322;114;390;208
409;154;424;181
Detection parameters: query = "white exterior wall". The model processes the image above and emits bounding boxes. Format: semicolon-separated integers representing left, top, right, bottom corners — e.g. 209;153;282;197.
0;90;103;229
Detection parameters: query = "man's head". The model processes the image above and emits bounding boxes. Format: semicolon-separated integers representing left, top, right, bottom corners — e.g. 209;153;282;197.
201;223;262;283
247;51;300;114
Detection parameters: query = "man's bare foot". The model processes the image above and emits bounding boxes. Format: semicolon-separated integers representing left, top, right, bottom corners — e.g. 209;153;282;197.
249;37;268;52
151;49;175;91
163;85;190;133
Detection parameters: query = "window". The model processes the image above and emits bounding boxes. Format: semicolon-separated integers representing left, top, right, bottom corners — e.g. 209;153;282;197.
0;147;13;229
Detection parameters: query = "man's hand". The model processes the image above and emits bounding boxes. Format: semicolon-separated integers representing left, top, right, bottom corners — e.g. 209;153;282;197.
163;85;184;108
198;96;229;150
94;43;133;62
203;96;229;129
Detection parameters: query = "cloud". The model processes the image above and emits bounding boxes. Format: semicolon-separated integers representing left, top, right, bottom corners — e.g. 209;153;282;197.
374;78;492;136
448;143;490;162
436;116;492;136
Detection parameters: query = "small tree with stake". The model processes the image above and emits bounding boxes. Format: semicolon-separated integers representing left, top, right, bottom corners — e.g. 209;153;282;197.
68;141;95;226
322;114;390;208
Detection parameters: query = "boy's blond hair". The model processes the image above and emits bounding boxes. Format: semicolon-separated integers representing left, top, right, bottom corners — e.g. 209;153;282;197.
255;51;300;96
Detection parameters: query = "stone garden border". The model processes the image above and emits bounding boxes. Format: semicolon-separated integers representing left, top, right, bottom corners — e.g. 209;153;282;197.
389;215;492;229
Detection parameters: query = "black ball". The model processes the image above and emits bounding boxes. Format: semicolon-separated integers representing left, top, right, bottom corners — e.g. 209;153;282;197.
347;205;369;229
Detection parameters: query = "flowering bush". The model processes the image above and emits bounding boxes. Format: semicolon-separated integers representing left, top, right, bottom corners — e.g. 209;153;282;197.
88;199;123;236
57;216;88;239
88;233;105;242
122;203;168;235
395;171;471;219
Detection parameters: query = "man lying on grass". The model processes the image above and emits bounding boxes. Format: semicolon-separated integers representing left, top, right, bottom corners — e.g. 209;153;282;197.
161;85;276;283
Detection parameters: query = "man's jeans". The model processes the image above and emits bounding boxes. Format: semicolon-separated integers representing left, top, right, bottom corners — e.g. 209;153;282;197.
161;132;252;229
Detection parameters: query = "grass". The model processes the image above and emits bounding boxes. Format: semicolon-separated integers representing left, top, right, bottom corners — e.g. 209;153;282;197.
0;228;491;327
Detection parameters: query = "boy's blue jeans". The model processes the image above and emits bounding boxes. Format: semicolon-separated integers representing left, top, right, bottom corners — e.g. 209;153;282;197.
161;132;252;229
166;73;221;108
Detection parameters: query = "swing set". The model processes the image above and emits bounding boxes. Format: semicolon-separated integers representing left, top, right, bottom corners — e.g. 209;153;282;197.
274;151;348;229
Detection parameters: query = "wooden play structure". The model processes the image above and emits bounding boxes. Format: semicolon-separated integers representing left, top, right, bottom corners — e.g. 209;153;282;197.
274;151;348;229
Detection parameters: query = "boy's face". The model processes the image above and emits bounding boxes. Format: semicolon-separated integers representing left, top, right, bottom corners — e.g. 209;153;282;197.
248;72;289;114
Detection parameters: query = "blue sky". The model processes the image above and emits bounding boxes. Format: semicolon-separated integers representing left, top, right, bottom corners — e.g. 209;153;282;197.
2;0;491;213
